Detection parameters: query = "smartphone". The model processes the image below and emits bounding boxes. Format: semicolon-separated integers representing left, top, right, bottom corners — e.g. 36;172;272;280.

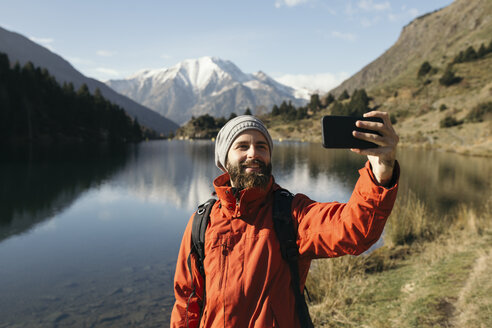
321;115;383;149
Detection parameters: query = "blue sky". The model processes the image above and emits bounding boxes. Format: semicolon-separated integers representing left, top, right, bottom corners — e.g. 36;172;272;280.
0;0;453;92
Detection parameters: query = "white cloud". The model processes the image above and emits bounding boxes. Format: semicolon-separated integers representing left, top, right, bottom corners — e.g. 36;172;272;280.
408;8;419;18
94;67;120;77
358;0;390;11
29;36;55;51
388;7;419;22
361;16;381;27
330;30;356;41
67;57;94;65
160;53;173;60
275;0;310;8
274;72;350;93
96;50;116;57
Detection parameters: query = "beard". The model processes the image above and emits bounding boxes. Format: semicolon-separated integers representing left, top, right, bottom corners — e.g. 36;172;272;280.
226;159;272;190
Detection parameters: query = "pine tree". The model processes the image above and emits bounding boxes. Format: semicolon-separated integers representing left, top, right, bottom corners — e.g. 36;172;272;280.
331;101;346;116
279;101;289;115
325;93;335;107
463;46;478;61
271;104;280;116
338;90;349;101
309;94;321;112
347;89;370;116
296;107;308;120
132;118;142;141
0;52;149;145
244;108;252;115
478;43;487;58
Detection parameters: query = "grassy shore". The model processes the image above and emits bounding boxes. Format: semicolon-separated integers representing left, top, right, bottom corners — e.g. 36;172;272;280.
306;191;492;327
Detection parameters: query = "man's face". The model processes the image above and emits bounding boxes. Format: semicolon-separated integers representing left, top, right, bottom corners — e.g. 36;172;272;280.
226;129;272;190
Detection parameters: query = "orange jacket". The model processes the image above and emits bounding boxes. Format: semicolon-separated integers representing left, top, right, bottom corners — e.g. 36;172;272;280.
171;161;399;327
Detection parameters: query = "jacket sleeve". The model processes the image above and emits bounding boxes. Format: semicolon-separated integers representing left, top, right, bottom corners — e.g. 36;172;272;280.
170;215;203;328
293;160;399;258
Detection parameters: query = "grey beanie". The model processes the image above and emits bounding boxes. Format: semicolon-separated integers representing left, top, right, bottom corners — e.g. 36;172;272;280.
215;115;273;172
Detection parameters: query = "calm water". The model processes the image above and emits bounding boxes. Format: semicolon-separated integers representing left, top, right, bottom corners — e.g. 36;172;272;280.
1;140;490;327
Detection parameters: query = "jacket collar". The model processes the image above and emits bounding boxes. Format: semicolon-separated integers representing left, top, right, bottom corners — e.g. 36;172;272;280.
213;173;275;218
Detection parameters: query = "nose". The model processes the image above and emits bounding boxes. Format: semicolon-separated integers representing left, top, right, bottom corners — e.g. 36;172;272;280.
246;145;258;159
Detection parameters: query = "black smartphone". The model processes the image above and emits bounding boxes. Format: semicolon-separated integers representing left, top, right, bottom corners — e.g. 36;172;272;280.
321;115;383;149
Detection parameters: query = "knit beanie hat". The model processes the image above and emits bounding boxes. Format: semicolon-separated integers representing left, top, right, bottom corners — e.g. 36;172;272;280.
215;115;273;172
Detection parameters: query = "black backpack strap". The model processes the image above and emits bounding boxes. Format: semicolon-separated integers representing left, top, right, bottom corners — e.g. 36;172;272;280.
186;198;216;327
273;189;314;328
189;198;216;276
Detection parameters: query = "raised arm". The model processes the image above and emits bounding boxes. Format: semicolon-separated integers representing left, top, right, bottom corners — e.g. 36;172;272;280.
293;161;399;258
351;111;399;187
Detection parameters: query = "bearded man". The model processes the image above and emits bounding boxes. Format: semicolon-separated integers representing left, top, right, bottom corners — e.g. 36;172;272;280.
171;114;399;327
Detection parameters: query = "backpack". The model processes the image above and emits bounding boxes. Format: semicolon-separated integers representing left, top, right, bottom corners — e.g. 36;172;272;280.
186;188;314;328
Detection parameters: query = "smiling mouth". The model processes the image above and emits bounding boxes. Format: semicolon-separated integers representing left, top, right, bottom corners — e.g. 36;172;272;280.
241;160;263;172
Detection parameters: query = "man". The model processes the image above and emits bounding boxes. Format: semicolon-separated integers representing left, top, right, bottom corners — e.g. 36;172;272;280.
171;112;399;327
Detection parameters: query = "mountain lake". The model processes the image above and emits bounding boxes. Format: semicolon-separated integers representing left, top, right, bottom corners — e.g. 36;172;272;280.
1;139;491;327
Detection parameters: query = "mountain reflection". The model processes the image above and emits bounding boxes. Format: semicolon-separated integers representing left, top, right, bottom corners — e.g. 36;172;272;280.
2;141;490;245
84;140;491;215
107;140;221;211
0;145;132;242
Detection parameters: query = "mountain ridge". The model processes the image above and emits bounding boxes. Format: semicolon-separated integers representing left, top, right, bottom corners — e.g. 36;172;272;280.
329;0;492;96
107;56;308;125
0;26;178;135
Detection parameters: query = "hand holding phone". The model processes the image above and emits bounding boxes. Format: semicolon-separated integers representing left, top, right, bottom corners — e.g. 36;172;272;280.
321;115;383;149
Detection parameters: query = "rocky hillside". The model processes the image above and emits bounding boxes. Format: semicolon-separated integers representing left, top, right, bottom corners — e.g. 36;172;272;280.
330;0;492;95
266;0;491;156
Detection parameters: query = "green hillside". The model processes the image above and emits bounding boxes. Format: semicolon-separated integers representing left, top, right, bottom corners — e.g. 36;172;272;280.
266;0;492;156
0;53;158;147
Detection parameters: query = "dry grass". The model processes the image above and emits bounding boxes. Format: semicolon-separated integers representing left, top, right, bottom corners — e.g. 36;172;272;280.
306;192;492;327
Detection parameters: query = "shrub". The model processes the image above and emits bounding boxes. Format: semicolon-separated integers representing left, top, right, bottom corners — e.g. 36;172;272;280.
439;70;462;86
464;101;492;123
439;104;448;111
440;115;463;128
418;61;432;78
385;191;438;246
390;113;397;124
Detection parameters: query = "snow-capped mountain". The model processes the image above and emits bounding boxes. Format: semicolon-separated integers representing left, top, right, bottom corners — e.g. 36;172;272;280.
0;26;178;135
107;57;308;125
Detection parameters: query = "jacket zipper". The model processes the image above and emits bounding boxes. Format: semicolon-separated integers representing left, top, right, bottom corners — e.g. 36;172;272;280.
218;241;228;289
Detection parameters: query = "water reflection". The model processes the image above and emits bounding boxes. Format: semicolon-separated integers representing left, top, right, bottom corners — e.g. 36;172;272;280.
0;145;132;242
397;148;491;212
0;140;490;327
107;140;221;211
